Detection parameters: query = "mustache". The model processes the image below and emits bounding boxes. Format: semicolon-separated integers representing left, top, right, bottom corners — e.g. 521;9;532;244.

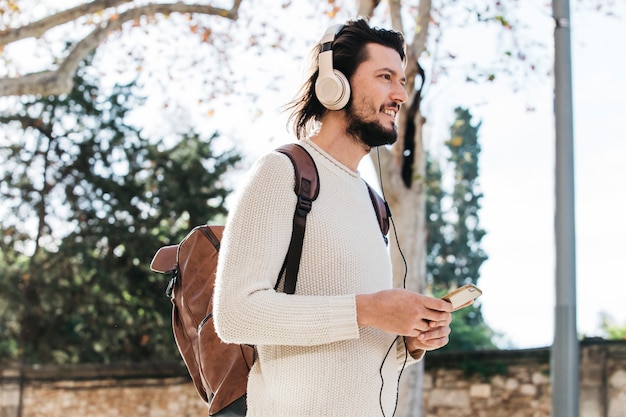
380;102;401;112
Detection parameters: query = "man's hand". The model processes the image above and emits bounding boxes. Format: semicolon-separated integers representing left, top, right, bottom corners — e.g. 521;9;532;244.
403;299;474;355
356;289;453;338
404;319;452;356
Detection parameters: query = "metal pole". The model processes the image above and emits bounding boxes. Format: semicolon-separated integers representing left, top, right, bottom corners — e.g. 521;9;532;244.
551;0;579;416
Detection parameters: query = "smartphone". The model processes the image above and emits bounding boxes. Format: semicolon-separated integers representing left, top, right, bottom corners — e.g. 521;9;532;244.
441;284;482;311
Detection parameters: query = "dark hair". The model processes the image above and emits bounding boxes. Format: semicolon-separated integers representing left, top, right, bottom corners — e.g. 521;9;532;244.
285;18;406;140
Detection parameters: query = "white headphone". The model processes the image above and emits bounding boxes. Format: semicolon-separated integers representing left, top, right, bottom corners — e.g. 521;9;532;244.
315;24;350;111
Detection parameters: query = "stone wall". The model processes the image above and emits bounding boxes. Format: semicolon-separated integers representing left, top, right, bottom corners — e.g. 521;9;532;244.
0;362;206;417
1;338;625;417
421;338;626;417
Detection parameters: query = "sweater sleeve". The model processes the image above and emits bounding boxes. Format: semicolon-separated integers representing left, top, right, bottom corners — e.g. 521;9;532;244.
396;337;424;369
213;151;360;347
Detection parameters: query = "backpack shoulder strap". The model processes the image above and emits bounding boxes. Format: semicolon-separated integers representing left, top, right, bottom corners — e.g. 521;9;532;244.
275;143;319;294
365;182;390;245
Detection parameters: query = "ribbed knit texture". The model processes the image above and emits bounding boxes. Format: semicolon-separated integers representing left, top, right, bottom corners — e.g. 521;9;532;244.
214;139;420;417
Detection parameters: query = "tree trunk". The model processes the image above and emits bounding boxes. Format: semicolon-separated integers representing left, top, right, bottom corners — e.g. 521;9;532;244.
380;105;427;417
361;1;432;416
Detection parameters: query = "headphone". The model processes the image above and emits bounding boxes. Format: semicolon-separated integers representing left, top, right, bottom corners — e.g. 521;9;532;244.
315;24;350;111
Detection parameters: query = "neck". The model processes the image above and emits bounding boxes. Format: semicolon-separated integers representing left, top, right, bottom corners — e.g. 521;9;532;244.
309;112;369;172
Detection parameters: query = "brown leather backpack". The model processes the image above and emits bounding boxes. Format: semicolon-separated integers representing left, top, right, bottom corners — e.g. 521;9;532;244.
150;143;389;415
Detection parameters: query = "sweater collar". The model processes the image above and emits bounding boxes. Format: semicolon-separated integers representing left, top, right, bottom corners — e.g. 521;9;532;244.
301;138;361;179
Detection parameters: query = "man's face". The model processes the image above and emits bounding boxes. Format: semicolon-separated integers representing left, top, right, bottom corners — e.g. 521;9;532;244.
345;43;408;148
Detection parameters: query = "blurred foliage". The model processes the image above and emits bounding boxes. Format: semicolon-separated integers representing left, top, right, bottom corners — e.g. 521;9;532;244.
600;313;626;340
425;107;497;351
0;57;241;364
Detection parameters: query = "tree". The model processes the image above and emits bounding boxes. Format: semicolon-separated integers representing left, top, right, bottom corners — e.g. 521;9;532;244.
427;107;487;295
0;58;241;364
425;107;495;352
599;313;626;340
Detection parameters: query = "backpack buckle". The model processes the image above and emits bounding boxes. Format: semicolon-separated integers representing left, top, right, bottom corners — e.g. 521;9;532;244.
165;269;178;298
296;195;313;217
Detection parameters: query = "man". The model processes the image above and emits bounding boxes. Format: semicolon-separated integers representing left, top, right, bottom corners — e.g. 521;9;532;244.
214;19;454;417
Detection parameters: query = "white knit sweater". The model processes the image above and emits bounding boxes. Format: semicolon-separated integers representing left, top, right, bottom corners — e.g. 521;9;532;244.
214;139;420;417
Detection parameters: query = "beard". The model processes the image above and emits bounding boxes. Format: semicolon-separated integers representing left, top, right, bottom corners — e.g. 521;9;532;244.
344;100;399;148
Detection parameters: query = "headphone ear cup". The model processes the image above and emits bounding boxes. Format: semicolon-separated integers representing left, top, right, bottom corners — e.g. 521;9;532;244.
315;69;350;111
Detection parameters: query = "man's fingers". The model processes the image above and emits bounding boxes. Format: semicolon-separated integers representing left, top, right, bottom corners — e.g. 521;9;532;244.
429;319;450;328
419;326;451;341
449;299;474;312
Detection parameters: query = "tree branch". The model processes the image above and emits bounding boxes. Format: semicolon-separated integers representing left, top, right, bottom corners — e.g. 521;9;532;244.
0;1;244;97
0;0;134;46
388;0;403;32
357;0;379;18
0;114;46;131
385;0;431;180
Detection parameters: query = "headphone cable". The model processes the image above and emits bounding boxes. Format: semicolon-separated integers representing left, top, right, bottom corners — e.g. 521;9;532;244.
375;147;409;417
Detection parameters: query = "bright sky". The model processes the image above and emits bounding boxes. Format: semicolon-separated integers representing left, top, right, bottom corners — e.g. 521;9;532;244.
445;4;626;348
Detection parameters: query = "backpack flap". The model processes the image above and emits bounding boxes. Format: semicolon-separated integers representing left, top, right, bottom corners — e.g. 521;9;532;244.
150;244;178;273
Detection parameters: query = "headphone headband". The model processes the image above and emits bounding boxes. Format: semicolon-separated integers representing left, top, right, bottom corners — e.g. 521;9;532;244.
319;24;344;51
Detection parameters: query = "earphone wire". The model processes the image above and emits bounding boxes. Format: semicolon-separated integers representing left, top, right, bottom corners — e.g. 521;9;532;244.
375;147;409;417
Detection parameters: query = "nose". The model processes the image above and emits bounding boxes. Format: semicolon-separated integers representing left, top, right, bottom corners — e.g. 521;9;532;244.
392;80;409;105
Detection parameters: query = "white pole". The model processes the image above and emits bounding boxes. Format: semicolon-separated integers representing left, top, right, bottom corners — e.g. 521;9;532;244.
551;0;579;416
